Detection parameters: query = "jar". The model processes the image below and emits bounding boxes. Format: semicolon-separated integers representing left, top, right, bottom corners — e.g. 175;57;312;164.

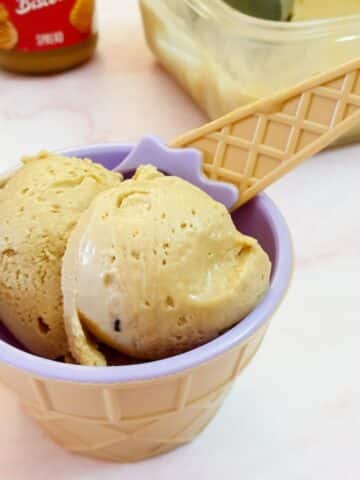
140;0;360;146
0;0;97;74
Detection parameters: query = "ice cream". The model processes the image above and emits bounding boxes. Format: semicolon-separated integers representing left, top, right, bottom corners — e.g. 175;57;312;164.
0;152;122;359
292;0;360;21
62;165;271;365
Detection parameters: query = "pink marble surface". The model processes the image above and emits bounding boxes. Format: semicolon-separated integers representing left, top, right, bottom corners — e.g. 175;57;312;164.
0;0;205;170
1;1;360;479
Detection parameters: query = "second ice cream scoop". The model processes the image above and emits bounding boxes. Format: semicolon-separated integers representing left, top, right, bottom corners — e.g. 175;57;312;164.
0;152;122;359
62;166;271;365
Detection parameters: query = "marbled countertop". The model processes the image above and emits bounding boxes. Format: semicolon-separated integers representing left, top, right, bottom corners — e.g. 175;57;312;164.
0;1;359;479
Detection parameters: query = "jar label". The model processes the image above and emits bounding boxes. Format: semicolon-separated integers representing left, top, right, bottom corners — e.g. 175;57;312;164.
0;0;95;52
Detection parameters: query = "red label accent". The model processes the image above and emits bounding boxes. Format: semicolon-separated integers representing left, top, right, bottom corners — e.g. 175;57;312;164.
0;0;94;52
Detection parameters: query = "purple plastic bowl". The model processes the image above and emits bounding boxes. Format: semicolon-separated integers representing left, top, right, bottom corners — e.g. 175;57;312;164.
0;143;293;384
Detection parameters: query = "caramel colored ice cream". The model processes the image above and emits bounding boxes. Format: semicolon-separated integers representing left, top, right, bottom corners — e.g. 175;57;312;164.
0;153;122;359
292;0;360;21
62;166;271;365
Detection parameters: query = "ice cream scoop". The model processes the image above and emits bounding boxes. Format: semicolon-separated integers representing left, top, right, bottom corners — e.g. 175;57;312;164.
115;135;239;210
0;152;122;359
62;166;271;365
62;57;360;366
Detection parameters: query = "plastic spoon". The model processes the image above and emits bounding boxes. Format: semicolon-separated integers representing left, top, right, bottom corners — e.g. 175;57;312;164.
115;56;360;211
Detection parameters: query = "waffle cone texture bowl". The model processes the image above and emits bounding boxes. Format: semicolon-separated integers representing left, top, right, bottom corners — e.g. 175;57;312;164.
0;143;292;462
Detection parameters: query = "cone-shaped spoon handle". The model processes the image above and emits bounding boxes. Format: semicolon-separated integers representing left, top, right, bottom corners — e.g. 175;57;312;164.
170;56;360;209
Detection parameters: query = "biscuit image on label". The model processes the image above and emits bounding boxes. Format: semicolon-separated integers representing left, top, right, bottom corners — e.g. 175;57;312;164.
0;21;18;50
0;3;9;23
70;0;94;33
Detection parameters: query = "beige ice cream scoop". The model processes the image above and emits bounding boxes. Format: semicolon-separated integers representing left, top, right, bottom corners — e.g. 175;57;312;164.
62;57;360;366
0;152;122;359
62;166;271;365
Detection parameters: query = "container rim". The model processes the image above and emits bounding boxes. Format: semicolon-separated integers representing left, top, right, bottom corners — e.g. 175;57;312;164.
0;142;293;384
179;0;360;40
210;0;360;29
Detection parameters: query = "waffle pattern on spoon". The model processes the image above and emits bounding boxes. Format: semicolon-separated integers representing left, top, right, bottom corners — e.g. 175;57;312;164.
170;57;360;208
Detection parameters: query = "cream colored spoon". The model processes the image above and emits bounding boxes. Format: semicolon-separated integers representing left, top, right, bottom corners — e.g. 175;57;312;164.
116;56;360;210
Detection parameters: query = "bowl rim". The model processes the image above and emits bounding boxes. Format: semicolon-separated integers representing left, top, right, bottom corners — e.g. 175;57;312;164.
0;142;293;384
